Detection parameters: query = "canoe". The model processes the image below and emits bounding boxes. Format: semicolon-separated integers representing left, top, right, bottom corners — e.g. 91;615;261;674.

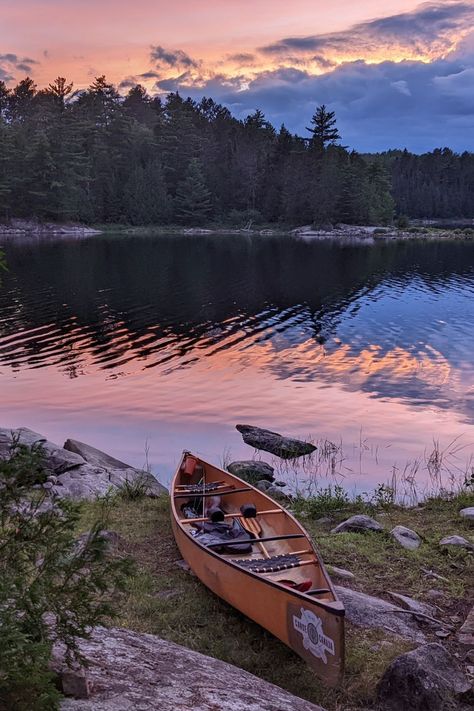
170;451;345;686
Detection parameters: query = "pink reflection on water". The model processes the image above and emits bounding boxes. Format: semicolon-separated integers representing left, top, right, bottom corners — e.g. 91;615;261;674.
2;332;473;499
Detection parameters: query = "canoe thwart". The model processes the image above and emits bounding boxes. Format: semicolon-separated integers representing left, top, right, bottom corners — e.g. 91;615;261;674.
306;588;331;596
175;482;225;493
206;533;305;548
180;508;283;524
174;487;253;500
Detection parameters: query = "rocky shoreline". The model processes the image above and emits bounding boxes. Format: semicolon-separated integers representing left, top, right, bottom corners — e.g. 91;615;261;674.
1;424;473;710
1;219;473;243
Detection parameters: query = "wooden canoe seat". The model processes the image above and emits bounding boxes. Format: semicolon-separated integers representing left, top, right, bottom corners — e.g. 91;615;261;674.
232;553;303;573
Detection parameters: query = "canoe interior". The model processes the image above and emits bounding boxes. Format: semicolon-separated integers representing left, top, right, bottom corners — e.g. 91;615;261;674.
171;451;345;687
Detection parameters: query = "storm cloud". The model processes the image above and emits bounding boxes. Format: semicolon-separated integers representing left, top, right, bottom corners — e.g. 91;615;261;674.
160;52;474;153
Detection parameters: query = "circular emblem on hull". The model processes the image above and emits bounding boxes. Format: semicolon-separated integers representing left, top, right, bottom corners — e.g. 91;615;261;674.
292;608;335;663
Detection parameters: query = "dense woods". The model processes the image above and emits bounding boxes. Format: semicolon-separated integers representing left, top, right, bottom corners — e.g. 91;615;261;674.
0;75;473;227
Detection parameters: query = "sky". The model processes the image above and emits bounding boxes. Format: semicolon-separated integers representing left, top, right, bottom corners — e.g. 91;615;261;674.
1;0;474;152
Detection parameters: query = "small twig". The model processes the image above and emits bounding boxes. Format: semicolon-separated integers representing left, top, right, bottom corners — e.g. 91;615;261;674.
393;609;453;629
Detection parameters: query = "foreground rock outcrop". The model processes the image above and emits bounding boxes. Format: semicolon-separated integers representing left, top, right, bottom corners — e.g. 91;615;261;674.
377;643;472;711
236;424;316;459
335;587;428;642
0;428;167;500
54;626;326;711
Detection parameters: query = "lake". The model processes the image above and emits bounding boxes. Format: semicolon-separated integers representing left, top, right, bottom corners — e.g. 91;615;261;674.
1;232;474;499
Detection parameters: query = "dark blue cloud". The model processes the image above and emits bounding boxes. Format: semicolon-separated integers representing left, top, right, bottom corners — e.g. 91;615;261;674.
150;45;198;70
162;53;474;153
0;53;39;82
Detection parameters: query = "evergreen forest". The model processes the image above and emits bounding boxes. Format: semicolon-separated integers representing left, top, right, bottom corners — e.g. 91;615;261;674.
0;75;473;227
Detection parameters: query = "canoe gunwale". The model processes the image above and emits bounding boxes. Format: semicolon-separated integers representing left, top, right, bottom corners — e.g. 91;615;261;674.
171;452;345;617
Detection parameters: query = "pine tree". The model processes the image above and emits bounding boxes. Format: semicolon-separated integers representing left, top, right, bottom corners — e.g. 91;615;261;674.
174;158;212;224
307;105;341;154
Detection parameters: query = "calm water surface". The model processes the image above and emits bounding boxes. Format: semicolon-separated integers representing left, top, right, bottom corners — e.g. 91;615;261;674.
1;233;474;497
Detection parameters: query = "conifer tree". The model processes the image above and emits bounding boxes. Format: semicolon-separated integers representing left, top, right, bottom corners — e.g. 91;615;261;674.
307;104;341;154
175;158;212;224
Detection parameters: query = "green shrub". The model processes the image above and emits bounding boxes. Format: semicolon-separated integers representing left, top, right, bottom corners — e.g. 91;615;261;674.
227;208;263;226
396;214;410;229
0;440;132;710
117;474;150;501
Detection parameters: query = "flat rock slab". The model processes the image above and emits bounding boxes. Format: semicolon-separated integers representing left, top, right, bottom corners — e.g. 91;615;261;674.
236;424;316;460
55;626;326;711
390;525;422;550
331;515;383;534
63;439;133;471
377;643;472;711
334;586;427;642
227;460;275;484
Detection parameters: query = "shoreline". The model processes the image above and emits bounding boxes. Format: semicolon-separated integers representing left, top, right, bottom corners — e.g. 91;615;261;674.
1;219;474;244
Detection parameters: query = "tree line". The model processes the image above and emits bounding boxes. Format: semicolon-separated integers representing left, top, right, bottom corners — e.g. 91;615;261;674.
0;75;472;227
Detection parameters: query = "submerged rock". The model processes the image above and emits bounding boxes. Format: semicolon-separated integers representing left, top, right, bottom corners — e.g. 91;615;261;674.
331;515;383;534
377;643;472;711
227;460;275;484
54;626;326;711
235;424;316;459
390;525;422;550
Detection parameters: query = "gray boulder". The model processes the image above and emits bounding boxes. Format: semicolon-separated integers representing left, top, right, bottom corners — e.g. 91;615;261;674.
459;605;474;649
1;427;168;500
327;565;354;580
0;427;84;473
236;424;316;459
256;480;272;492
439;535;474;551
334;586;427;642
331;515;383;534
53;465;166;501
227;460;275;484
460;507;474;523
390;525;422;550
265;484;291;503
54;626;326;711
377;643;472;711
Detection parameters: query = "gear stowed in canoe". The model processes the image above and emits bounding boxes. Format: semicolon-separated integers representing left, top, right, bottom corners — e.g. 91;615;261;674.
170;451;345;687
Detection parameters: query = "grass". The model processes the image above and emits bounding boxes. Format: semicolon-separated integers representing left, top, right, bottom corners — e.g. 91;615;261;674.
78;489;473;711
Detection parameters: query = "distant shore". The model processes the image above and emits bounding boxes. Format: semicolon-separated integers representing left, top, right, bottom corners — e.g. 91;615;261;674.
1;218;474;243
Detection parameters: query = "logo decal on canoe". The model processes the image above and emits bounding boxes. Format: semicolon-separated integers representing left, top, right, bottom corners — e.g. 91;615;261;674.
292;608;335;663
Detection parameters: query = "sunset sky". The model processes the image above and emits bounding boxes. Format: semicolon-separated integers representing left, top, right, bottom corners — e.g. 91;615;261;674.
1;0;474;151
